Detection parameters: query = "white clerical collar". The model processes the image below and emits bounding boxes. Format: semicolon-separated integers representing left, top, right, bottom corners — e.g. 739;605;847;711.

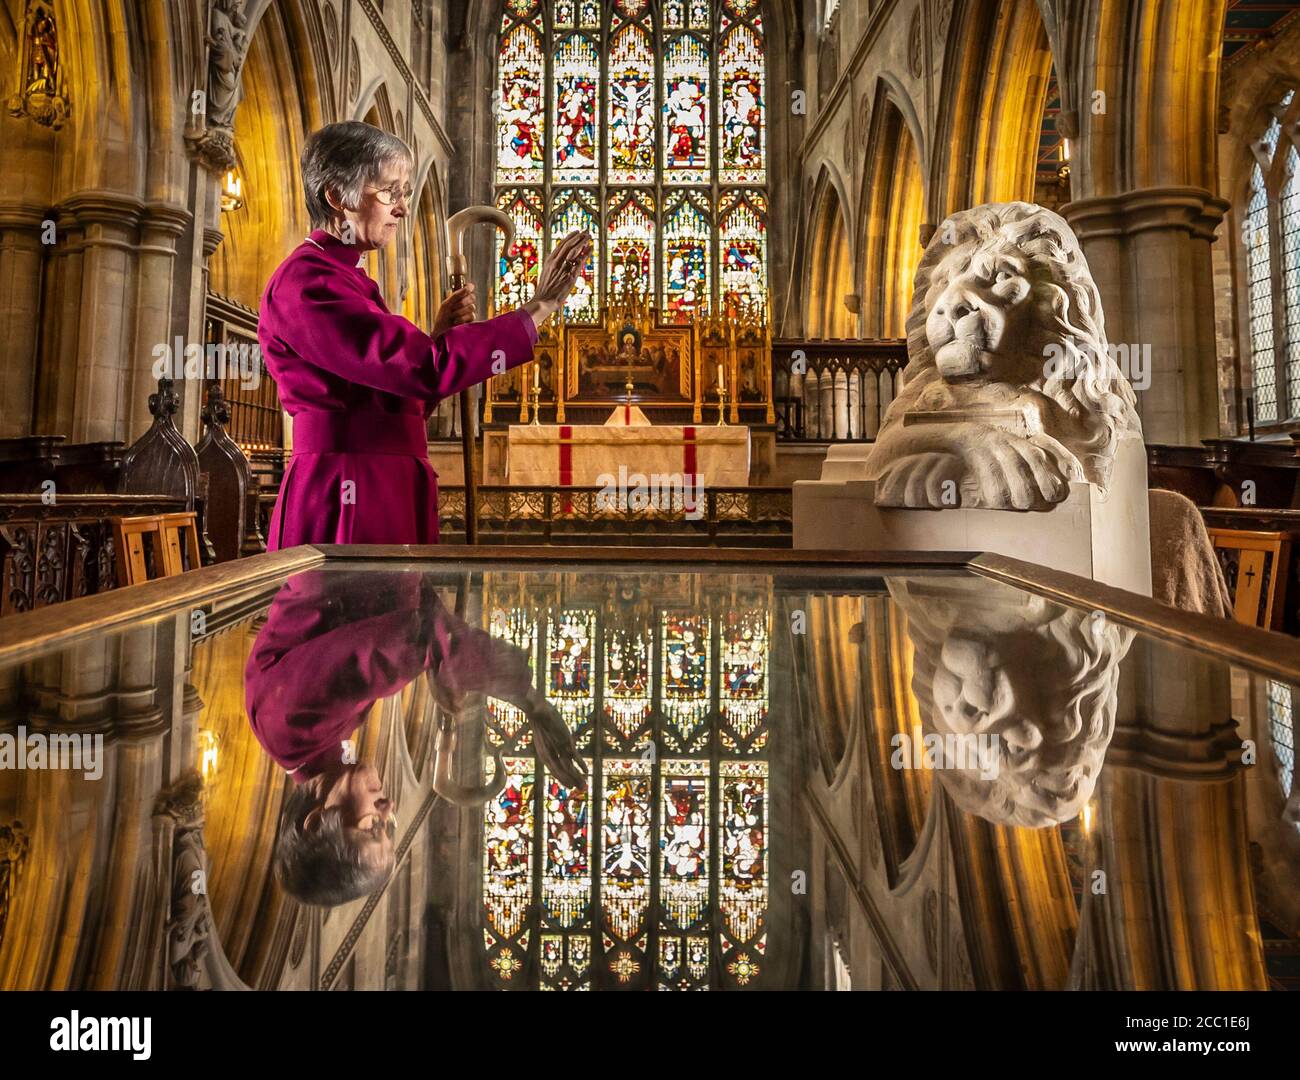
304;234;366;269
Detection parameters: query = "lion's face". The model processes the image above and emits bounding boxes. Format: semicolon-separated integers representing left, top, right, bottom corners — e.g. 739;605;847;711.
923;236;1056;387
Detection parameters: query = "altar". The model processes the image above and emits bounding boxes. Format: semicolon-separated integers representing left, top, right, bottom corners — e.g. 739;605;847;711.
505;420;751;488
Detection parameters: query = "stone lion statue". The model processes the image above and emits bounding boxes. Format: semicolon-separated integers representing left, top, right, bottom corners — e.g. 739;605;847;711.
866;202;1142;509
889;577;1133;828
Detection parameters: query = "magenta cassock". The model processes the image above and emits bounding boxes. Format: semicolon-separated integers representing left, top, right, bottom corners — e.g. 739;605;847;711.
257;228;537;547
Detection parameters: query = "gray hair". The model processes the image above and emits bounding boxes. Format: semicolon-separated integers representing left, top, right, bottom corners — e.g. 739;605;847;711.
300;120;413;230
274;782;394;906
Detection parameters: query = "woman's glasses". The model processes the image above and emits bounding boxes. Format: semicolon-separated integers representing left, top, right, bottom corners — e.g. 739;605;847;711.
371;183;414;206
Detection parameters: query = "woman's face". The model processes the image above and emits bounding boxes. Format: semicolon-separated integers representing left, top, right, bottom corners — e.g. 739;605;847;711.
332;156;411;251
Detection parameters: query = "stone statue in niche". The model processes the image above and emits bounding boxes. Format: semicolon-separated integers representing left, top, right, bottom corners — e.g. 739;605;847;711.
6;2;70;129
888;576;1133;828
186;0;250;170
866;202;1142;510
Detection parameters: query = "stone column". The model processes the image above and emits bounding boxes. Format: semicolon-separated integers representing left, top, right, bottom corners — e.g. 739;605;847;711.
62;191;146;444
0;205;46;437
1065;187;1229;445
130;203;193;443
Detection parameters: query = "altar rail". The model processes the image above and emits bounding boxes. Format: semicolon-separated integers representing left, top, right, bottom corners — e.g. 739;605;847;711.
434;485;792;546
771;339;908;441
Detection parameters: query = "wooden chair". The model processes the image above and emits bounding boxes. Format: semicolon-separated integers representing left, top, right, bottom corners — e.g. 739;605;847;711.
1207;527;1292;631
111;512;201;585
111;515;164;587
159;512;202;576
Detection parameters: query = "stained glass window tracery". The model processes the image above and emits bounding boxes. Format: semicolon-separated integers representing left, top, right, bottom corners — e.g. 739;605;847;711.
493;0;767;320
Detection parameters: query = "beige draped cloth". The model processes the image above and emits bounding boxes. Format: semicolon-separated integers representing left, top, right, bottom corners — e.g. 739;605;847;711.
1148;488;1234;618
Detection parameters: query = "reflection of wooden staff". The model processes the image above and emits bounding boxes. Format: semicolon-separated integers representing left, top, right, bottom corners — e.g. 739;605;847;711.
445;206;514;544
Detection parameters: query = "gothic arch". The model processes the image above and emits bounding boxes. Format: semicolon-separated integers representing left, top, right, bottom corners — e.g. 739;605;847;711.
932;0;1053;214
859;84;925;339
805;164;856;338
208;0;329;309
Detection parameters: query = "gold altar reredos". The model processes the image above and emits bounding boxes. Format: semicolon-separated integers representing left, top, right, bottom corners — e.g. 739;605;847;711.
485;287;775;425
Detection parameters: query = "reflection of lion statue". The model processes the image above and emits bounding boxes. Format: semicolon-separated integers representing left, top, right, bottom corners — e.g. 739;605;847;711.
866;202;1141;509
889;577;1133;828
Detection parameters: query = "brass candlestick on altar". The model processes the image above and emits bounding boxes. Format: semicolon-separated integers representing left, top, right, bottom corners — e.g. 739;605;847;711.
530;364;543;425
716;385;729;426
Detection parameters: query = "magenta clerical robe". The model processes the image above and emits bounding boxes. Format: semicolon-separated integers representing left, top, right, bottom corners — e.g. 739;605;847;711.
257;228;537;548
244;571;533;782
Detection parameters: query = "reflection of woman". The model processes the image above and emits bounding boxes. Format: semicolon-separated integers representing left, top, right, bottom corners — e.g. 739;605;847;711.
258;121;590;547
244;570;583;906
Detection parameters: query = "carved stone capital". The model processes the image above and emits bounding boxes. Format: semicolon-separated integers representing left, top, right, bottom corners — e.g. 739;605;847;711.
1064;186;1231;243
61;190;146;230
141;201;194;239
185;124;237;173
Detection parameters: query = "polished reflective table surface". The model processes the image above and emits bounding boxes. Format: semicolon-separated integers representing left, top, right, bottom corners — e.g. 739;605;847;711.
0;549;1296;991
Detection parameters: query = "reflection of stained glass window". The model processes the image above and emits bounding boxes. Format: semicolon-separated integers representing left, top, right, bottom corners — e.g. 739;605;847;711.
661;612;710;751
604;624;652;747
487;605;537;746
479;585;773;989
720;608;769;747
492;1;766;316
548;608;596;746
494;188;544;321
1267;681;1296;803
719;189;768;315
663;192;710;322
482;756;535;985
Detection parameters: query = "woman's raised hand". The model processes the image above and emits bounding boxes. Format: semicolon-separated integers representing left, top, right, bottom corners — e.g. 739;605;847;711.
526;230;593;326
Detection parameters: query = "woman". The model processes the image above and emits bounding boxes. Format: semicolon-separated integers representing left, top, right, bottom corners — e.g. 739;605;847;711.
258;120;591;547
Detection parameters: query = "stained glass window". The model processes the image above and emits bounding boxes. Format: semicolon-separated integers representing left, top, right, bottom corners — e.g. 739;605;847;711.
553;34;599;183
492;1;767;320
496;14;545;185
1283;146;1300;419
663;192;710;322
719;189;768;316
607;189;656;302
1244;89;1300;425
481;585;774;989
1247;166;1275;423
663;34;710;184
495;188;544;315
550;188;600;322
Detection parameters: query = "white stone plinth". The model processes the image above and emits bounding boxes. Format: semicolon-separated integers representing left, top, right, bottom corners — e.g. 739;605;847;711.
793;437;1153;595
